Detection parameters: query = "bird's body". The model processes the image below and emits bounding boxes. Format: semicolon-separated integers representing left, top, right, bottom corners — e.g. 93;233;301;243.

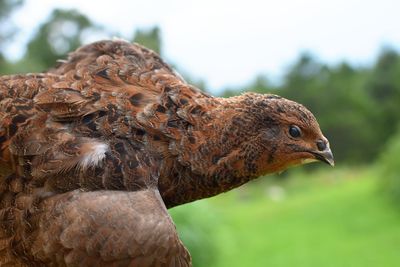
0;40;333;266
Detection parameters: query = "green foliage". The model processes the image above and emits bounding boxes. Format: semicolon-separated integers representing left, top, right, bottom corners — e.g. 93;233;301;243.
0;8;99;75
170;201;221;267
0;0;23;47
377;125;400;206
366;48;400;147
22;9;98;71
0;0;22;18
0;0;23;70
132;27;162;55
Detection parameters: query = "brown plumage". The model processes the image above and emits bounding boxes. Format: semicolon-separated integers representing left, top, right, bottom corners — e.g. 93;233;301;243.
0;40;333;266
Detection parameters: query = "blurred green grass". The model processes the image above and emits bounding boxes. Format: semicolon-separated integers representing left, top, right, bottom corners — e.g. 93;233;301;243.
171;168;400;267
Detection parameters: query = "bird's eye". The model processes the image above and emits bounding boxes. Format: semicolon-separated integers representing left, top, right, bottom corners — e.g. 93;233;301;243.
289;125;301;138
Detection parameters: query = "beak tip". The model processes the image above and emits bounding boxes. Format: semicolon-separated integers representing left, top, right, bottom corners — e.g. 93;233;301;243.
312;149;334;167
323;150;335;167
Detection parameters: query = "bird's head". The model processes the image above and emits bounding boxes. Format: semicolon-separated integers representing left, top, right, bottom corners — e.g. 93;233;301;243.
209;93;334;179
162;92;334;206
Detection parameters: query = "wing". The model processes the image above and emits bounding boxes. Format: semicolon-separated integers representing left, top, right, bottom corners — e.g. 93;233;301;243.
27;189;191;266
1;40;211;178
45;40;211;135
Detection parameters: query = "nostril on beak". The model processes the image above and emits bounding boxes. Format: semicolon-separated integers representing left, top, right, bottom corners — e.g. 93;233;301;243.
316;140;327;151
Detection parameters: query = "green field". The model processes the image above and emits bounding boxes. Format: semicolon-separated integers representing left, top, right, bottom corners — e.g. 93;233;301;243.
171;168;400;267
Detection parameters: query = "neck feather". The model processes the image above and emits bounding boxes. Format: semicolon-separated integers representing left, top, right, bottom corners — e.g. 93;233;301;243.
159;95;259;208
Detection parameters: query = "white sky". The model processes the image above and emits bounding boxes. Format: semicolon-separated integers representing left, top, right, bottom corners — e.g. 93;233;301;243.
8;0;400;93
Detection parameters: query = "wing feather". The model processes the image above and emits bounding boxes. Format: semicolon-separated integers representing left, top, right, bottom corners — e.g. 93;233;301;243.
30;189;191;267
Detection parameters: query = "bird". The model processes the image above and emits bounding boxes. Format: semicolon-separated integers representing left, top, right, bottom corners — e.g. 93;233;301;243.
0;40;334;266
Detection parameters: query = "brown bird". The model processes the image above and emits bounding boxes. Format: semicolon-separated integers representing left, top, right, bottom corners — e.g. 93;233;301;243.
0;40;333;266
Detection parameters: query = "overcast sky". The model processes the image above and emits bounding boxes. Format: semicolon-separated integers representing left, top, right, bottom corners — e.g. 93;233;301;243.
9;0;400;93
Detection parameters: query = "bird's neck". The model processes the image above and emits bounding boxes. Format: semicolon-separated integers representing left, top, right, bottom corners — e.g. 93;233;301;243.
159;96;259;208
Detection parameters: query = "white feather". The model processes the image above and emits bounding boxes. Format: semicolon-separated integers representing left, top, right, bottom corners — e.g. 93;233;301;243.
80;142;109;170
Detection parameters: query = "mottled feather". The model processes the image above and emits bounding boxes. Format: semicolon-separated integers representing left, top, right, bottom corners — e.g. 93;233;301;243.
0;40;332;266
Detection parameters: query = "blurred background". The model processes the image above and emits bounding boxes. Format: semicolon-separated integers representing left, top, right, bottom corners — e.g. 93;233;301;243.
1;0;400;266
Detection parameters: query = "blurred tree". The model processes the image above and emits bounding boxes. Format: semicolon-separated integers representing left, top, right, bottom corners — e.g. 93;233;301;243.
21;9;99;71
0;0;23;70
132;26;162;55
377;124;400;207
0;0;23;48
177;68;208;92
366;48;400;150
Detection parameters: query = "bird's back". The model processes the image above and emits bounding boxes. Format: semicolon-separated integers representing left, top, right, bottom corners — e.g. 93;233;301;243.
0;40;206;183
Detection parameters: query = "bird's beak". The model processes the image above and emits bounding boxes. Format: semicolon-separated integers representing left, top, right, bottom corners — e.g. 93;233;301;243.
312;148;335;166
